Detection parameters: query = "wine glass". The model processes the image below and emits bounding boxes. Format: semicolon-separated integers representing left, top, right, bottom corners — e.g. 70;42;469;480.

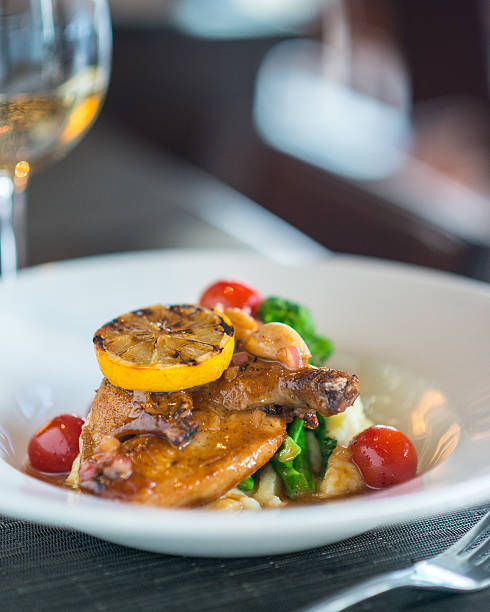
0;0;112;279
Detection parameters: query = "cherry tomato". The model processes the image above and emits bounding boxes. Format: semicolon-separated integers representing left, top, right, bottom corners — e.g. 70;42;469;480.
349;425;417;489
200;280;261;315
28;414;84;473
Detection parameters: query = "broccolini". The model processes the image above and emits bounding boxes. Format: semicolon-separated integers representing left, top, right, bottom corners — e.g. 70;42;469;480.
271;418;316;497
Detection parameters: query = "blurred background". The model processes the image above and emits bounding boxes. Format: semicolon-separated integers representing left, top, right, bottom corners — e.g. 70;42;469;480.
28;0;490;280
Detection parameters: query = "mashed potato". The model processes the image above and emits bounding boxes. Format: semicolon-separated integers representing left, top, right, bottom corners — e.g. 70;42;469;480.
317;445;364;498
211;397;372;509
324;397;373;446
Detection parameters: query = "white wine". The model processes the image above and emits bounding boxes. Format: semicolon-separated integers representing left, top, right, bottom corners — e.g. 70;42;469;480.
0;67;107;174
0;0;112;278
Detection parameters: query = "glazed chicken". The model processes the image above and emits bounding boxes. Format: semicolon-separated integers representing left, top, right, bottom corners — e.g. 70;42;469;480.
76;358;359;507
77;378;287;506
194;357;360;427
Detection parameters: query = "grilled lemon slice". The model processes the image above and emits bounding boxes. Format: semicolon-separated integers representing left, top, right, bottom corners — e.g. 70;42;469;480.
93;304;235;392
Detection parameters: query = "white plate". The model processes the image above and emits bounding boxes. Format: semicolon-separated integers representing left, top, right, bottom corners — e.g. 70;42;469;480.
1;250;489;557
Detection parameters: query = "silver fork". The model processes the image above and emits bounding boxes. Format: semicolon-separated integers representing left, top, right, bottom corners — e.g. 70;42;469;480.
304;511;490;612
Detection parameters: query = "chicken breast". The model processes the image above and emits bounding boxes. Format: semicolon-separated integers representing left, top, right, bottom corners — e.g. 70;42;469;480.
76;356;359;507
77;379;287;507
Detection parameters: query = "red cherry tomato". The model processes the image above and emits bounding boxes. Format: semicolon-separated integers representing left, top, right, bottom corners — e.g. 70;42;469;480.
28;414;84;473
200;280;261;315
350;425;417;489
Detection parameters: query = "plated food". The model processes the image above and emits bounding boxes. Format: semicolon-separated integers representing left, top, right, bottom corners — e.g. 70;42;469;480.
26;280;418;509
3;250;487;555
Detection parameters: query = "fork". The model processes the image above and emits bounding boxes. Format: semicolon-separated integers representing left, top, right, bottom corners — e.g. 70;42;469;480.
304;511;490;612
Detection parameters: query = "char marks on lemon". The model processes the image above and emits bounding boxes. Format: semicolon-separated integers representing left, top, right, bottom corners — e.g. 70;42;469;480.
93;304;235;392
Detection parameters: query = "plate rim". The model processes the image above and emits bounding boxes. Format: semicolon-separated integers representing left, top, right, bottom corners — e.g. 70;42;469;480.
9;247;490;295
1;249;489;552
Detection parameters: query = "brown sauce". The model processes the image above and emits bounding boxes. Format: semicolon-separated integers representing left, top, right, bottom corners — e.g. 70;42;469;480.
24;458;369;508
24;461;76;489
290;487;368;506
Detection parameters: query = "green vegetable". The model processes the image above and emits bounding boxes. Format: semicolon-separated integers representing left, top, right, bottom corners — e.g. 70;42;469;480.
272;418;316;498
256;296;334;365
257;297;316;337
276;436;301;463
306;335;334;366
314;413;337;473
237;475;255;492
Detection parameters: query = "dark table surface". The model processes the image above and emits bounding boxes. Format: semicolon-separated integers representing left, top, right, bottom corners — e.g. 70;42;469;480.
1;507;489;612
3;119;489;612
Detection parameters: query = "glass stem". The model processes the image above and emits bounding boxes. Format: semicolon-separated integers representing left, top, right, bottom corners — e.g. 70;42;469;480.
13;182;28;269
0;171;18;279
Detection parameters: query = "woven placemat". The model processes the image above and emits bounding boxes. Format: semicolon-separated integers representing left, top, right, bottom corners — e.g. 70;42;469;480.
1;505;488;612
